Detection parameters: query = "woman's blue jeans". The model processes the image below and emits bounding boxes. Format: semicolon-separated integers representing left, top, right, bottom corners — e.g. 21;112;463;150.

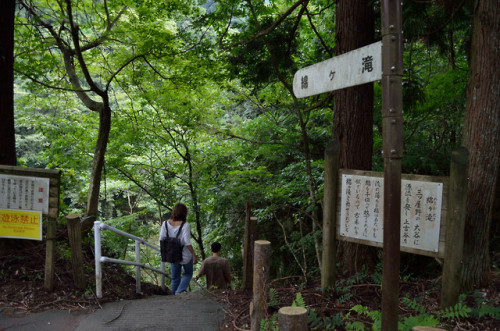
170;258;193;295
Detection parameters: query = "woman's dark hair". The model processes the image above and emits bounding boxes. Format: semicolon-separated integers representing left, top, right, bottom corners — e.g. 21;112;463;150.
171;203;188;222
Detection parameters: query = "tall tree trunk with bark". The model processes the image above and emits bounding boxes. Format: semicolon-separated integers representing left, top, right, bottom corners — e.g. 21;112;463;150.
0;0;16;166
460;0;500;289
334;0;377;273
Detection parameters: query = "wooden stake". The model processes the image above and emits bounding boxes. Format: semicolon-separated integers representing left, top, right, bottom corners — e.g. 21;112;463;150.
441;147;469;308
67;214;86;289
278;306;307;330
243;201;258;290
250;240;271;331
321;140;339;290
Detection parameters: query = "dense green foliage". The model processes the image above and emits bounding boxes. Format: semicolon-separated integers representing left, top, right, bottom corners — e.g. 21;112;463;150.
13;0;474;284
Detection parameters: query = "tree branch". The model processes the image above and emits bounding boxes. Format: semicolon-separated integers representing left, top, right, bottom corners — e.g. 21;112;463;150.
219;0;308;50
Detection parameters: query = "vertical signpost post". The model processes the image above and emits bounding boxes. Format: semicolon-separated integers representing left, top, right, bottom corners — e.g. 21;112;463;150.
293;2;403;328
380;1;403;330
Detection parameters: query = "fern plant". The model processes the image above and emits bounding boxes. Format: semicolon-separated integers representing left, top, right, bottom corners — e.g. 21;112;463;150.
401;296;426;314
267;288;281;308
344;302;441;330
292;292;306;307
439;302;471;320
260;313;278;331
468;290;500;319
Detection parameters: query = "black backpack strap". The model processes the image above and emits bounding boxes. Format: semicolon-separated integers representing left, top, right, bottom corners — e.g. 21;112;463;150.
165;220;185;239
176;221;185;239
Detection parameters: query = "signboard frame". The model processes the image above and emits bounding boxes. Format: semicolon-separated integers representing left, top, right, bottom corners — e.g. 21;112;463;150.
0;165;61;291
336;169;448;258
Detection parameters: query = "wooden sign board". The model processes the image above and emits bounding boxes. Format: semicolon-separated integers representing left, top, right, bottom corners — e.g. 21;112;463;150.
0;165;61;291
293;41;382;98
336;169;448;258
0;166;60;240
0;174;50;214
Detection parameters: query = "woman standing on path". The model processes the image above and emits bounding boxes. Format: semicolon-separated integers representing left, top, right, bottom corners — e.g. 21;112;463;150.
159;203;198;294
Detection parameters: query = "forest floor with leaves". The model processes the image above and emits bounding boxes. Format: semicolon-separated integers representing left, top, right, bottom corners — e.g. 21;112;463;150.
0;240;499;330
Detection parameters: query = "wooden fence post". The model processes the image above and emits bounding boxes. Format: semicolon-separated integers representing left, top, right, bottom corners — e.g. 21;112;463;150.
243;201;257;290
250;240;271;331
278;306;307;330
44;174;61;291
66;214;86;289
441;147;469;308
322;140;339;290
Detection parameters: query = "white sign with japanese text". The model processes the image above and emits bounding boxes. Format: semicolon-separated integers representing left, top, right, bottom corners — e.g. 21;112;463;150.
0;174;50;214
293;41;382;98
339;174;443;253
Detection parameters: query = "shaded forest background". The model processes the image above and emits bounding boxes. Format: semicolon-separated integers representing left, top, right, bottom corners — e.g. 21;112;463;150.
0;1;499;327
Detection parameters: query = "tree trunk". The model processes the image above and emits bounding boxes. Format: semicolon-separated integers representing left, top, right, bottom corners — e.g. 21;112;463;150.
0;0;16;166
296;109;322;270
460;0;500;289
83;103;112;231
334;0;377;273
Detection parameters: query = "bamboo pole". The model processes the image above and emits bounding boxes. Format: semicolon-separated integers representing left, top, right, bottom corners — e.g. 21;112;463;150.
250;240;271;331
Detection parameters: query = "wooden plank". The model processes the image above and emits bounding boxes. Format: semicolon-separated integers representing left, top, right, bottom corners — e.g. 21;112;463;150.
0;165;60;178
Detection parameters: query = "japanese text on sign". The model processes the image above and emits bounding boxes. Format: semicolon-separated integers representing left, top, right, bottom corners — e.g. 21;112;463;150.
293;41;382;98
0;174;50;214
0;209;43;240
339;174;443;253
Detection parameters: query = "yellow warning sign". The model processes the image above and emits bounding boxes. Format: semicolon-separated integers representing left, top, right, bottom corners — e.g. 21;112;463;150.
0;209;42;240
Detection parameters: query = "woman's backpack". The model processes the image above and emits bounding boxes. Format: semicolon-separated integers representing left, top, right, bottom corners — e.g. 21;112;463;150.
160;221;185;263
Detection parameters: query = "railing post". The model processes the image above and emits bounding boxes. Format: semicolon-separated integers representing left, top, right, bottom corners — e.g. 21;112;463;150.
161;261;166;292
94;221;103;298
135;240;141;294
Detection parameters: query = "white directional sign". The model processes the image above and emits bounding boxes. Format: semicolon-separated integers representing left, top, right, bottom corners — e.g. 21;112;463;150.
293;41;382;98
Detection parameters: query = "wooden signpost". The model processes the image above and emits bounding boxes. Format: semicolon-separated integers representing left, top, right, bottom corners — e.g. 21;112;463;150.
293;41;382;98
0;165;61;291
293;1;403;328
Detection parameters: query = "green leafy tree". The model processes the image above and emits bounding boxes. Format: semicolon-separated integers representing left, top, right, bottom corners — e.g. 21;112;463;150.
15;0;201;229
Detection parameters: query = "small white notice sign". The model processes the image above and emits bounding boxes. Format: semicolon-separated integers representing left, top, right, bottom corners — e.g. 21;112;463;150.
339;174;443;253
0;175;50;214
293;41;382;98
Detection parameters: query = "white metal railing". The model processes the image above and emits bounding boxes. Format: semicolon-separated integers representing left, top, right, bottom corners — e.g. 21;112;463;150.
94;221;204;298
94;221;171;298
